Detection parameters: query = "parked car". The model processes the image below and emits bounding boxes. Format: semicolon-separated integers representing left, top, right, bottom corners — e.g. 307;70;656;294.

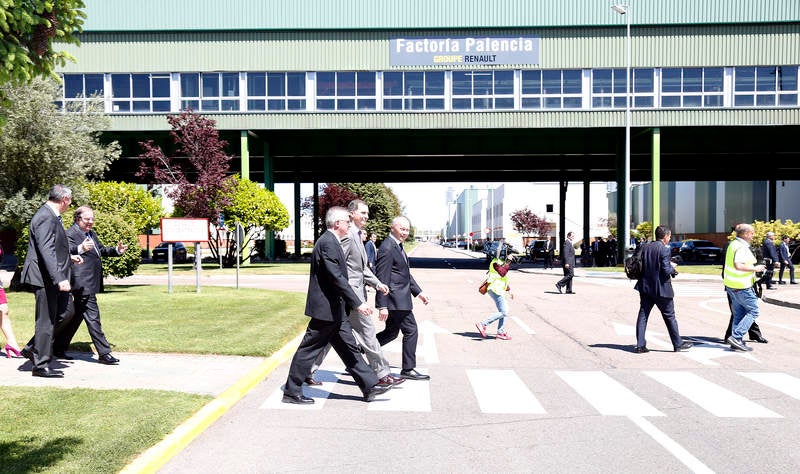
525;240;548;262
152;242;188;263
679;239;722;262
669;241;682;260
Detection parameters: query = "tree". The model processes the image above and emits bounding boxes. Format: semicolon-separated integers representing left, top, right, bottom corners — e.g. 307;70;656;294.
86;181;163;234
303;183;401;241
219;176;289;266
0;0;85;85
634;221;653;242
510;207;551;238
0;78;120;231
137;110;235;257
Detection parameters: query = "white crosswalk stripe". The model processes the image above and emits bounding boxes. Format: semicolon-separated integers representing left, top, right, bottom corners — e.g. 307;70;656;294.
261;368;798;419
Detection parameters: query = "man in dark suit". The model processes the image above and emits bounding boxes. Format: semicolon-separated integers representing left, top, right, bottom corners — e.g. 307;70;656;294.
555;232;576;294
365;232;377;271
761;231;779;290
543;237;554;269
633;225;693;353
375;216;431;380
54;206;127;365
20;185;83;377
282;207;390;404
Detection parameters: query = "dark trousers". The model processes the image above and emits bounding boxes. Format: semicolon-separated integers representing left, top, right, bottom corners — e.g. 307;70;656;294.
724;293;763;341
54;292;112;356
26;288;74;370
376;309;418;371
543;253;553;269
635;293;683;349
557;265;574;292
284;317;377;397
779;261;796;283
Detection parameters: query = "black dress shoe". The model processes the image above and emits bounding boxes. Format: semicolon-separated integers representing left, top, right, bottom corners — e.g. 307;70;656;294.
98;353;119;365
400;369;430;380
363;384;391;402
633;346;649;353
282;393;314;404
554;283;562;293
20;348;34;362
54;351;74;360
32;367;63;378
751;336;769;343
778;281;786;285
565;291;576;294
674;341;693;352
791;282;798;285
304;376;322;386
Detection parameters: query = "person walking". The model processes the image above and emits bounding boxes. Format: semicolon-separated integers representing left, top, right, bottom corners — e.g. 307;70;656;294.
54;206;127;365
777;235;796;285
633;225;693;353
475;254;514;340
19;185;85;377
282;207;390;404
543;238;554;270
307;200;402;388
761;231;779;290
1;244;23;358
375;216;431;381
365;232;378;271
724;223;767;352
555;232;576;294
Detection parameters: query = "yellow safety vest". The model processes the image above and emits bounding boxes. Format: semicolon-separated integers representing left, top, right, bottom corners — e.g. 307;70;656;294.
487;258;510;294
723;239;756;289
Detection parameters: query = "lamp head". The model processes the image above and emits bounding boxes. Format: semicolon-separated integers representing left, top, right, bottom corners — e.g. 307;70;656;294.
611;4;628;14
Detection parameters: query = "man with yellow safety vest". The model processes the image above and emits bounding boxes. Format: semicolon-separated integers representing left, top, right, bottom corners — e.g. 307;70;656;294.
723;223;768;352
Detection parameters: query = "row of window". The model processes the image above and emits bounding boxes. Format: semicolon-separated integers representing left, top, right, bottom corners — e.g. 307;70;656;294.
61;66;800;113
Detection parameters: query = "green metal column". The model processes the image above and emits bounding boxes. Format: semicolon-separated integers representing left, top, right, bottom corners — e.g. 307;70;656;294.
651;127;661;240
263;141;275;260
240;130;250;179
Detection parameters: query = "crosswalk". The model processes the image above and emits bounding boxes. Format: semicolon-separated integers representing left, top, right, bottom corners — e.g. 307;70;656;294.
589;278;725;298
261;367;799;419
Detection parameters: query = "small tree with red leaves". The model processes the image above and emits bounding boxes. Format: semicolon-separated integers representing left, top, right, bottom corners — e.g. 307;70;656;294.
510;207;551;238
137;110;234;259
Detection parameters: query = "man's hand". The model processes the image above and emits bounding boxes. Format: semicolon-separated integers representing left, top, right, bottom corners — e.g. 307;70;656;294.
357;303;373;316
379;308;389;321
565;263;571;269
80;236;94;253
376;283;389;295
418;293;430;305
70;255;84;265
58;280;71;292
117;241;128;254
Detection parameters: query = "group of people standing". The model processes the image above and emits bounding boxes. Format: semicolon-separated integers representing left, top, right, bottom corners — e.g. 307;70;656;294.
283;201;430;404
1;185;126;377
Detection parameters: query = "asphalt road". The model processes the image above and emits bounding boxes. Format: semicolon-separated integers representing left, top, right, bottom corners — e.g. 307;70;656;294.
160;242;800;473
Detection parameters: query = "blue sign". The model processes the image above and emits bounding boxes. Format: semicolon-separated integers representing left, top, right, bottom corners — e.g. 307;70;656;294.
390;36;540;67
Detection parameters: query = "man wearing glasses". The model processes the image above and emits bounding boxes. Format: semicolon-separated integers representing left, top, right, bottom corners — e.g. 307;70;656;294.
54;206;127;365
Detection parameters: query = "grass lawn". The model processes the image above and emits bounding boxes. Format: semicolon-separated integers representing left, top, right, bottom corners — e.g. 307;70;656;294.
1;284;308;472
133;261;311;276
581;264;724;276
0;387;210;473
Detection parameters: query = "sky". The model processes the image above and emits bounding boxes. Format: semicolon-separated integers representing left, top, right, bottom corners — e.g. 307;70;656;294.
387;182;481;232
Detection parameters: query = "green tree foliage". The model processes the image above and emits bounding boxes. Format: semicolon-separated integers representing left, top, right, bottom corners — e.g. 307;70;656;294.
634;221;653;242
0;0;85;85
86;181;163;234
219;176;289;266
83;209;141;280
305;183;402;241
0;78;120;231
748;219;800;245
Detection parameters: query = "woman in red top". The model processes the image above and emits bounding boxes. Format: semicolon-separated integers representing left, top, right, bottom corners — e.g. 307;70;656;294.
1;244;23;358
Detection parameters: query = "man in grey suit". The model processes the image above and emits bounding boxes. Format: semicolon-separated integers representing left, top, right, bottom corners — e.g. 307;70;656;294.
55;206;127;365
282;207;390;404
633;225;693;354
308;200;403;388
555;232;576;294
20;185;84;377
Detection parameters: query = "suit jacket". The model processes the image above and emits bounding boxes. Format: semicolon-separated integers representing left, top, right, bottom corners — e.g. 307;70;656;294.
21;204;72;288
375;237;422;311
778;241;791;262
341;226;381;302
304;230;362;322
561;239;576;267
66;224;120;295
365;239;377;269
762;238;779;262
634;240;675;298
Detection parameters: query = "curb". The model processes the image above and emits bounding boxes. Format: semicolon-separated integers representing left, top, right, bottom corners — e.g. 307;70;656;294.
119;332;303;474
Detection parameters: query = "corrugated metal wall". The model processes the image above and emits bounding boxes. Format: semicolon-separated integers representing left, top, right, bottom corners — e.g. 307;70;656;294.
60;24;800;73
81;0;800;31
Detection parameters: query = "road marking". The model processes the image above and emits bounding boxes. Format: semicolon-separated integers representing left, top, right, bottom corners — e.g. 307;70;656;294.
644;371;781;418
510;316;535;334
467;369;545;414
628;416;715;474
556;371;663;416
739;372;800;400
260;368;343;410
367;375;431;412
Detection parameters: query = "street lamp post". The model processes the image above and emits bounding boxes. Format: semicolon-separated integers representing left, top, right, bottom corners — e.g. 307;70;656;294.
612;3;631;255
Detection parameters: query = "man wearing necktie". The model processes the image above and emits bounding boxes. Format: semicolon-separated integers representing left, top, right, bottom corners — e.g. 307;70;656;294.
55;206;127;365
375;216;431;380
